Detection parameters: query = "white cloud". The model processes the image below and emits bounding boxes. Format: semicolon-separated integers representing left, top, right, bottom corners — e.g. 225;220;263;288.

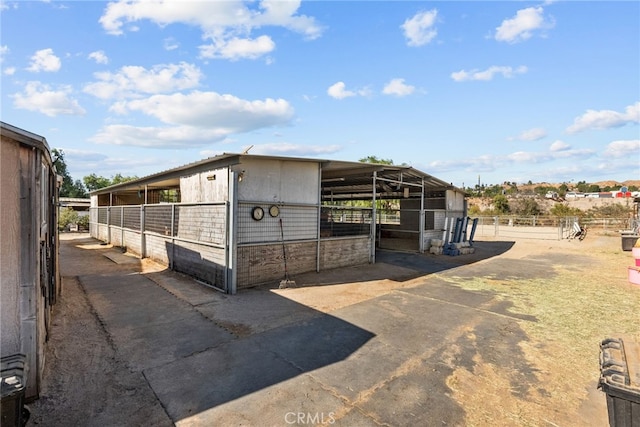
99;0;323;60
0;46;13;74
327;81;371;99
510;127;547;141
451;65;527;82
327;82;355;99
507;151;552;163
12;81;86;117
91;90;294;148
566;102;640;133
495;6;552;44
549;140;570;151
61;148;109;162
401;9;438;47
199;35;275;60
67;153;167;177
118;91;293;128
26;48;61;72
88;50;109;64
163;37;179;51
84;62;203;100
250;142;342;156
90;124;231;147
382;78;415;97
602;139;640;158
426;144;595;175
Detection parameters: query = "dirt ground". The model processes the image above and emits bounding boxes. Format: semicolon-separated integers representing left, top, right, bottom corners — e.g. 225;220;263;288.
28;231;640;426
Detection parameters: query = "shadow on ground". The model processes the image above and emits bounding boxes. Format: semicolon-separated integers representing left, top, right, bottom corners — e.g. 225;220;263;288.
31;235;550;426
282;240;516;289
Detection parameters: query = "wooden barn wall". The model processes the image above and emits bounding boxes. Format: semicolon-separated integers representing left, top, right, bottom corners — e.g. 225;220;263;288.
320;237;370;270
446;189;465;212
236;159;319;204
236;241;317;289
169;240;227;289
1;134;58;400
236;237;371;290
123;229;142;254
0;137;23;357
145;234;171;265
180;167;229;203
139;234;227;289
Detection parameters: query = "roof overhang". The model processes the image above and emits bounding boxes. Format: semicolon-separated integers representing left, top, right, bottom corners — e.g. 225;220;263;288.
1;121;53;166
90;153;462;202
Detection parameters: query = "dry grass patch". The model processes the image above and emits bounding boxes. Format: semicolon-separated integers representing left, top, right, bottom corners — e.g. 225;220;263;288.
435;241;640;425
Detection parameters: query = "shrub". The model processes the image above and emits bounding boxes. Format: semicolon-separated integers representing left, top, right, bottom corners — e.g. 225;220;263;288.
77;214;90;230
58;207;79;231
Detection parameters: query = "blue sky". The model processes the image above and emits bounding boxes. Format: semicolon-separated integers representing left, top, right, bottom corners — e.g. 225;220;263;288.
1;0;638;188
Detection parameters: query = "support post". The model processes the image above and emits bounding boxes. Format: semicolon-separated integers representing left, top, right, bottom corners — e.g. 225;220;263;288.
170;204;175;269
140;205;146;258
227;170;238;294
106;206;111;244
316;164;322;273
370;171;377;264
419;178;425;252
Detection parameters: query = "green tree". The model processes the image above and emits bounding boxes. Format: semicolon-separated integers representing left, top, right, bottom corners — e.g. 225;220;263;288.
492;194;510;214
550;203;582;217
111;173;138;185
83;173;112;191
587;203;632;218
558;183;569;197
513;198;541;216
468;204;482;216
576;181;590;193
483;184;504;198
52;149;87;198
83;173;138;191
359;156;394;165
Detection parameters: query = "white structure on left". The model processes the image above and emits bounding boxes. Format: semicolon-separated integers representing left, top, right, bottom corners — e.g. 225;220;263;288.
1;121;60;400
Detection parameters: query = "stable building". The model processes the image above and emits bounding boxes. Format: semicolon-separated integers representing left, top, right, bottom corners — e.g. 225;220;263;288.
89;154;465;293
1;121;60;400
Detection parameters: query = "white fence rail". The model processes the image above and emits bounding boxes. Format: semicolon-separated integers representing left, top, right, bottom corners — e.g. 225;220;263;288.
471;216;636;240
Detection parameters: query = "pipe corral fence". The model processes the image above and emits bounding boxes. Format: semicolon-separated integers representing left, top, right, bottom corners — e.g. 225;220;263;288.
473;216;635;240
91;202;376;293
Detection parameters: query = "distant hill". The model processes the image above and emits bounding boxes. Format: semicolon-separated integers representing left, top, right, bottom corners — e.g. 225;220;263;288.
517;180;640;192
593;180;640;189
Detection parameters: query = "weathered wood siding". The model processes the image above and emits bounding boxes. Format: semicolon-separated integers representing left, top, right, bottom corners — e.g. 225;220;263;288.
236;159;319;204
180;168;229;203
320;237;370;270
1;138;22;356
446;189;465;212
237;241;317;289
169;241;226;288
146;234;171;265
1;126;58;400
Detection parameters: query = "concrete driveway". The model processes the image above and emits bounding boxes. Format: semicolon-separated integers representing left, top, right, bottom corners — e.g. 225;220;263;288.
30;234;613;426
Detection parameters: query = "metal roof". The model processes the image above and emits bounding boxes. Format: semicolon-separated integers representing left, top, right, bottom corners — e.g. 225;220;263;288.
90;153;461;200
